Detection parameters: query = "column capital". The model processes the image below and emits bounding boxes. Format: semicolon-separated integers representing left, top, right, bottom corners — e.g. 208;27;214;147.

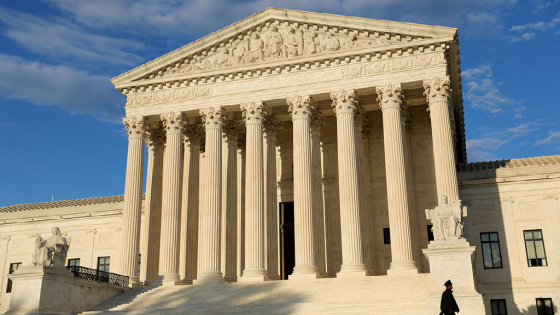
330;89;358;115
241;101;268;125
287;95;315;120
145;127;166;152
310;111;325;133
423;76;451;103
376;83;403;111
264;116;283;135
123;116;149;139
184;124;204;146
161;112;190;135
354;107;368;130
223;120;243;141
201;106;229;130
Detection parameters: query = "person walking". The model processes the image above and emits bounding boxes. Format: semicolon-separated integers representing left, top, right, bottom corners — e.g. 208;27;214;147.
440;280;460;315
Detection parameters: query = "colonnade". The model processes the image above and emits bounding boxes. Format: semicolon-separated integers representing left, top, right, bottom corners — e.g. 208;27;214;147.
118;76;458;286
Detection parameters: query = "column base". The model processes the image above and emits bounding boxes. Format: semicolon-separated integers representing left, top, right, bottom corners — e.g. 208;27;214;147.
339;263;367;273
223;276;238;282
288;273;321;280
292;265;319;276
238;275;270;282
161;274;186;286
387;259;418;276
337;270;369;278
267;274;281;281
194;277;228;284
127;275;143;288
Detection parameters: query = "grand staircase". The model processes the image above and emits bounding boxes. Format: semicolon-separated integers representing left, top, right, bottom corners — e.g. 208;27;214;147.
81;274;431;315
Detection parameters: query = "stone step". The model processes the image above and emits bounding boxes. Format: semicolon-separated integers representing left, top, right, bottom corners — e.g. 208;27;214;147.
81;274;432;315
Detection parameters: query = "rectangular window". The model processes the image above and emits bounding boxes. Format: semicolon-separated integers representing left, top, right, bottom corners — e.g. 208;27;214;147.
536;298;554;315
491;299;508;315
68;258;80;267
524;230;548;267
383;228;391;244
6;262;22;293
97;256;110;272
427;225;434;242
481;232;503;269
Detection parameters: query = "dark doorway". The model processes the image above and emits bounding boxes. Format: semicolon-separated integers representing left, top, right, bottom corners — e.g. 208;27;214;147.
280;202;295;280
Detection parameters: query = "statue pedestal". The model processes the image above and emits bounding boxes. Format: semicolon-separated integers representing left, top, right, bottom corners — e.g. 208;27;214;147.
5;265;126;315
422;239;485;315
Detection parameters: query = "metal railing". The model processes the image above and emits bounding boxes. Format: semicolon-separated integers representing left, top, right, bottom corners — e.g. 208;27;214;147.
67;265;129;287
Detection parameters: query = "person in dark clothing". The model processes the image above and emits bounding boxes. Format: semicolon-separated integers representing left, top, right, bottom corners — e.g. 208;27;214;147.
440;280;460;315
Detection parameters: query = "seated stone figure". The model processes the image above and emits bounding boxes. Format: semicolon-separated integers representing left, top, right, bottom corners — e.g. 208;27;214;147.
426;195;467;241
32;227;70;268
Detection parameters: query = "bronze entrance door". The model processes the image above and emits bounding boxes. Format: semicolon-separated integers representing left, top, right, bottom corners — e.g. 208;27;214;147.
279;202;295;280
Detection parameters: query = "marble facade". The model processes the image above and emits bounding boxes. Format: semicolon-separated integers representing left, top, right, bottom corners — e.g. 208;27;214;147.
1;8;559;315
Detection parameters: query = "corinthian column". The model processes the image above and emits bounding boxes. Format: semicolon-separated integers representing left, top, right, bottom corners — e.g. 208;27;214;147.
287;95;320;278
330;89;367;276
264;116;282;280
354;109;375;276
198;106;228;282
237;134;246;279
240;101;269;281
361;120;377;275
119;116;148;287
179;125;203;284
311;111;328;278
159;112;188;286
423;76;459;204
221;121;241;282
140;126;165;286
376;83;418;275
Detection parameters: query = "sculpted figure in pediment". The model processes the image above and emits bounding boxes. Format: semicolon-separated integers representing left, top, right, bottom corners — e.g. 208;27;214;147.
283;27;303;57
304;31;321;54
247;32;264;62
325;32;341;51
343;34;371;49
264;25;283;59
230;40;248;65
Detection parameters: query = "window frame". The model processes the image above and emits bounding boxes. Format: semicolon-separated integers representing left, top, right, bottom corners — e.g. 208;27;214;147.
67;258;81;267
490;299;508;315
6;262;22;293
523;229;548;267
480;232;504;269
97;256;110;273
536;298;554;315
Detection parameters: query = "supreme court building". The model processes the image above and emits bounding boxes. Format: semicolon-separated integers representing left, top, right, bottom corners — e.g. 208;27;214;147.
1;8;559;315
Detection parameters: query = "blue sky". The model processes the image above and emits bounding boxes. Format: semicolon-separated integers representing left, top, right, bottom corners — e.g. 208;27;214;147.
0;0;559;207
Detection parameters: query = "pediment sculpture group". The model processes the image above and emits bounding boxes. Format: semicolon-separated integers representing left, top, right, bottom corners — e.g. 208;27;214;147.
168;24;388;75
32;227;71;268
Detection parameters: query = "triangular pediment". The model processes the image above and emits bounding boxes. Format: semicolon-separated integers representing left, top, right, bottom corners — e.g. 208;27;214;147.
111;8;457;89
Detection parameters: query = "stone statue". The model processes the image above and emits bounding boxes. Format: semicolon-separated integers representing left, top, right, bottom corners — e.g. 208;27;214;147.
325;32;341;51
264;25;283;59
32;227;71;268
247;32;264;62
283;27;303;57
426;195;467;241
304;31;320;54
